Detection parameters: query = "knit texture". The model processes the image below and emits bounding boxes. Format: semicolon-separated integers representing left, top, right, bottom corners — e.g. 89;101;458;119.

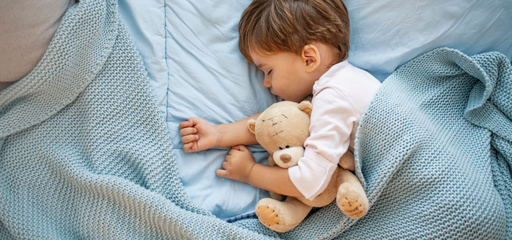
348;48;511;239
0;0;276;239
0;0;510;239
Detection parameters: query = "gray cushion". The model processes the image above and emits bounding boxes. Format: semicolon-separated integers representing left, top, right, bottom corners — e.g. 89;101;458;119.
0;0;74;90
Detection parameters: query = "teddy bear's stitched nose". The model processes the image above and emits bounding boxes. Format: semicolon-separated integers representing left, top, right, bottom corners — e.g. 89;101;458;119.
280;154;291;163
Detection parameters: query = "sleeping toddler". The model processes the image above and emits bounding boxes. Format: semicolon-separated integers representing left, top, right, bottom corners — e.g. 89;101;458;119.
180;0;380;209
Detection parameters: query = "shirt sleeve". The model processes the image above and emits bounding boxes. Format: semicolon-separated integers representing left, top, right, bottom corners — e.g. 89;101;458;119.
288;87;357;200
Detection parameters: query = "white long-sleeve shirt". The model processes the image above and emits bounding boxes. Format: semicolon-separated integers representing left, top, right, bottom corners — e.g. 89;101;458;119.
288;60;381;200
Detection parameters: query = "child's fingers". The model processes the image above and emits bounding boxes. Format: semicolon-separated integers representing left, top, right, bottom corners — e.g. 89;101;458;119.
179;127;198;137
226;147;235;155
178;121;190;129
232;145;248;152
182;142;195;152
182;142;191;152
181;135;199;144
188;117;201;125
221;159;230;169
179;117;202;129
216;169;228;178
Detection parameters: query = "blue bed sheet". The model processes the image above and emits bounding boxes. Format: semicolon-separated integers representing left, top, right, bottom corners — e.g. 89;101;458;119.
119;0;276;220
0;0;510;238
347;0;512;81
118;0;512;220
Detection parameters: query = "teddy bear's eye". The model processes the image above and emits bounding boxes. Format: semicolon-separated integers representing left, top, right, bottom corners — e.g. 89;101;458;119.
279;147;283;150
286;145;290;148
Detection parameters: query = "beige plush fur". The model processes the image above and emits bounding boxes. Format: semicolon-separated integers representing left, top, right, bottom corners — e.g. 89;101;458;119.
248;101;369;232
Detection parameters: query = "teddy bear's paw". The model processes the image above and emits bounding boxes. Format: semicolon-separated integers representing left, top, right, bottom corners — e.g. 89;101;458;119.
338;197;366;219
256;205;280;226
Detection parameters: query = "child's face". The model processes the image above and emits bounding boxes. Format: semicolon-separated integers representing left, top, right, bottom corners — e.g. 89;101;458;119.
250;49;316;103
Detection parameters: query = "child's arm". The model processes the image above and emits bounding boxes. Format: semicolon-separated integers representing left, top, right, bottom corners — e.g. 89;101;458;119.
179;113;261;152
217;145;303;197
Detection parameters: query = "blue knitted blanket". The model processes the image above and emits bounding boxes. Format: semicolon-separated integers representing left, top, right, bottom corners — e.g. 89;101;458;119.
0;0;510;239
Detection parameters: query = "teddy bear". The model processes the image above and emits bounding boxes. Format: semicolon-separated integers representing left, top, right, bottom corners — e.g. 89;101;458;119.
247;100;369;232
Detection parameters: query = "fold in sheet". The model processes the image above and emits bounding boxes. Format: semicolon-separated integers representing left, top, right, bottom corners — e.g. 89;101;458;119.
0;0;510;238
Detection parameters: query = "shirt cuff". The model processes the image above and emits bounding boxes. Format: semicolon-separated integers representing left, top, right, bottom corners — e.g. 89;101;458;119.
288;149;337;200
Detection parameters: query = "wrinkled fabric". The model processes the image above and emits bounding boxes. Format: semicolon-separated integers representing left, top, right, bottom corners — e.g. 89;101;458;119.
349;48;511;239
0;0;509;238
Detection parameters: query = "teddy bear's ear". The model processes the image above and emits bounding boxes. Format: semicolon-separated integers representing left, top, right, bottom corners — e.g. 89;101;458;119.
248;119;257;134
298;100;312;115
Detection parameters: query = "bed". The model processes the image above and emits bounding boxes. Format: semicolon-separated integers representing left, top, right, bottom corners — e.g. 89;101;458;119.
0;0;511;239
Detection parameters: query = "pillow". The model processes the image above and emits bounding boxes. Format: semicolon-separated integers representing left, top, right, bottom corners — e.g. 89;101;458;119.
345;0;512;81
0;0;75;86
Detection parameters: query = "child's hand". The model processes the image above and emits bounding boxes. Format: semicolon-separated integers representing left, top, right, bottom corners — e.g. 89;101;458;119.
179;117;219;153
216;145;255;183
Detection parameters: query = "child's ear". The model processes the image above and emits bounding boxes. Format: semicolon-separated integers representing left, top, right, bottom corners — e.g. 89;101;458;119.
302;44;321;72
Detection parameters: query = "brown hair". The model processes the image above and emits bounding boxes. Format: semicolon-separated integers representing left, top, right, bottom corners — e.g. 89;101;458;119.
238;0;350;64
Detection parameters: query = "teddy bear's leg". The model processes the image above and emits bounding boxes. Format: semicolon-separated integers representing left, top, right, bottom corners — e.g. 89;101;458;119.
339;150;355;171
255;197;313;232
335;169;369;219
